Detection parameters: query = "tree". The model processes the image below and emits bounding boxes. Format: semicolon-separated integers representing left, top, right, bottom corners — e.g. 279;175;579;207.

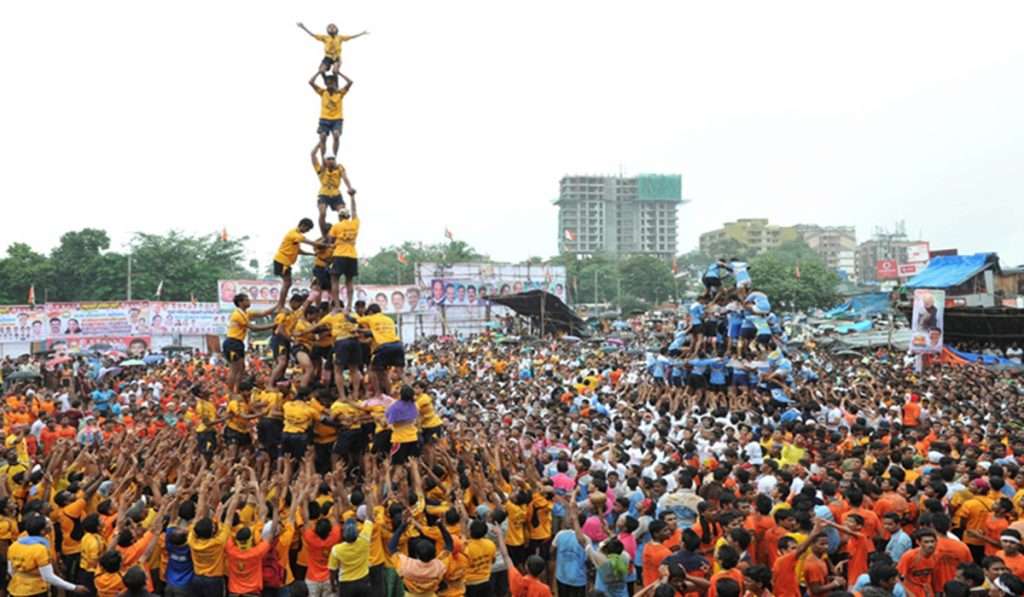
47;229;124;301
618;255;675;304
749;241;839;310
0;243;53;304
128;231;255;302
359;240;488;285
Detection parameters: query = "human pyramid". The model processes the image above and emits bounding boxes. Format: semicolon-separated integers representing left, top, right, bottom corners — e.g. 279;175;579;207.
220;22;411;414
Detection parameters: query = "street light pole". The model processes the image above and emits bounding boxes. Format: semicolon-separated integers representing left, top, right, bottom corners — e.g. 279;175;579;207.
127;253;133;300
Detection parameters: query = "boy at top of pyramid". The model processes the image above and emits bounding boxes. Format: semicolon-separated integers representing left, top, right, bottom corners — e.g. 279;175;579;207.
297;22;368;78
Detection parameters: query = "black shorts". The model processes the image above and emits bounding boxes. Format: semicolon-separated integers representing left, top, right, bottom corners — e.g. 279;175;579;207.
273;260;292;277
688;374;708;389
702;275;721;290
372;430;392;455
317;194;345;211
223;427;252;447
372;342;405;370
257;418;283;450
422;425;443;444
741;326;757;341
334;338;363;368
330;256;358;279
702;320;718;336
270;334;291;359
529;538;552;561
360;342;371;366
312;345;333;361
313;264;332;289
390;440;421;465
291;344;311;358
320;55;338;69
222;338;245;363
334;428;369;456
282;432;309;460
507;544;529;567
197;430;217;456
318;118;344;135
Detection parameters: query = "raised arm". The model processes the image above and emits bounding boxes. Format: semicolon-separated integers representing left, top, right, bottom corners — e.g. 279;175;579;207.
309;71;324;93
349;189;358;219
338;72;353;93
297;22;318;39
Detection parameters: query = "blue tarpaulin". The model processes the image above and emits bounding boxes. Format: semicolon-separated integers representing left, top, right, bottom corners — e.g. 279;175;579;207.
905;253;995;289
947;346;1019;367
825;292;891;319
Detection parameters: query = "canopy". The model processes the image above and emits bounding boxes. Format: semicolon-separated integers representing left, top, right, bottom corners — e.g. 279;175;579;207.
488;290;588;336
824;292;892;319
905;253;996;289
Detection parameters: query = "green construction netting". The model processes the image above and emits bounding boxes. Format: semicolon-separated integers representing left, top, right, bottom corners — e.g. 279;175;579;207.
637;174;682;201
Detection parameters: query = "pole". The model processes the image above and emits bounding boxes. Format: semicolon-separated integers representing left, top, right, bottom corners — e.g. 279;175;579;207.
594;269;598;304
540;292;546;338
127;253;133;300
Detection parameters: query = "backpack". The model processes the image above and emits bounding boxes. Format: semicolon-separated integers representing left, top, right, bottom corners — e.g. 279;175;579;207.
261;538;286;588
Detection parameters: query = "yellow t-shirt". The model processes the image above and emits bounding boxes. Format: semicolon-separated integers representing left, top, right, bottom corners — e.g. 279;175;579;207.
275;309;304;336
464;538;496;585
315;163;344;198
319;312;357;341
415;393;443;429
226;308;250;341
319;88;346;120
274;228;306;267
253;390;284;419
194;399;217;433
330;400;364;431
358;313;400;347
391;419;419;445
0;516;18;541
504;502;527;547
328;521;373;581
227;399;253;433
58;498;88;555
188;524;230;577
313;242;334;268
330;218;360;259
314;33;351;59
7;540;51;596
309;400;337;445
80;532;104;573
528;493;553;541
292;319;315;349
282;400;316;434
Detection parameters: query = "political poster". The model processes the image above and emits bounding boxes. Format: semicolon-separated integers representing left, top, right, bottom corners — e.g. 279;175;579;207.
44;302;152;337
0;305;48;342
910;289;945;354
148;302;225;335
217;280;433;315
46;336;152;357
0;301;223;342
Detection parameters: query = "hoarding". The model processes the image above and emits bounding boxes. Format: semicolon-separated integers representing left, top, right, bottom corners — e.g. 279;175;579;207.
910;288;945;354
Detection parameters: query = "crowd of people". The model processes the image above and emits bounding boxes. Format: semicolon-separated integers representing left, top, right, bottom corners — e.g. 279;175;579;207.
4;18;1024;597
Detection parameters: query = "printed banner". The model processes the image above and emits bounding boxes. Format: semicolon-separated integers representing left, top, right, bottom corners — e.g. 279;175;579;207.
0;302;223;341
217;280;438;315
910;289;945;354
875;259;898;280
46;336;152;357
905;242;931;264
897;262;926;278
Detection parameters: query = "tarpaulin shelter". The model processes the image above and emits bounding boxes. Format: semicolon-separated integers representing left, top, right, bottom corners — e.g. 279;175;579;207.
824;292;893;319
488;290;588;336
905;253;997;289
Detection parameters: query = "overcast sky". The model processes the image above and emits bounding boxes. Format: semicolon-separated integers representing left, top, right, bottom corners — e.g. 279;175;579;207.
2;1;1022;270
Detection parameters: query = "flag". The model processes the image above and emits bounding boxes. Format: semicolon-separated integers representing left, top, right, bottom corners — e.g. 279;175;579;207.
564;229;577;241
155;280;164;298
794;261;801;280
444;227;454;241
221;228;229;242
27;285;35;305
396;250;408;265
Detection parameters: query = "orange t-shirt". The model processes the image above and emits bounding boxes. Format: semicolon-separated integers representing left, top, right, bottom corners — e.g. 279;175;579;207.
642;542;673;587
997;551;1024;578
845;535;873;587
708;568;745;597
802;554;830;596
508;566;553;597
773;551;800;597
302;526;341;582
898;548;939;597
225;538;272;595
984;515;1010;556
902;401;922;427
933;537;971;590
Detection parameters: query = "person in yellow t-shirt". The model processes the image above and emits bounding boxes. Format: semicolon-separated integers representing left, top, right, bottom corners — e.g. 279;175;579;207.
281;389;319;461
272;218;318;305
414;382;444;447
7;514;86;596
311;237;336;304
297;22;368;76
271;293;308;384
358;304;405;398
312;306;362;401
223;293;279;393
323;192;361;312
308;70;353;160
311;148;355;216
224;389;261;452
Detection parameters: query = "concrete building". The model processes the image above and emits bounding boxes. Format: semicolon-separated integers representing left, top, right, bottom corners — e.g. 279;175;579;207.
698;219;802;255
803;226;857;280
555;174;684;259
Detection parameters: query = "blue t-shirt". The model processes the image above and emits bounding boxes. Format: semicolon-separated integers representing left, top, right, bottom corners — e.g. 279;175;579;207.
554;530;588;587
164;529;194;588
689;303;704;326
708;360;728;386
91;389;114;411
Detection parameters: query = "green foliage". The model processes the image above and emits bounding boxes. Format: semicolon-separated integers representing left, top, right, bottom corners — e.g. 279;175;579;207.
359;241;488;285
0;229;255;304
749;240;839;310
619;255;674;304
552;252;677;307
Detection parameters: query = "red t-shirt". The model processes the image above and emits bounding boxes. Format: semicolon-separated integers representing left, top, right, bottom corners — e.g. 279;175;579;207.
302;526;341;582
